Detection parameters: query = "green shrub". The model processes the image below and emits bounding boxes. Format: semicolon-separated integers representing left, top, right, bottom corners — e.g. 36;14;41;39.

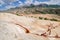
50;19;58;21
16;13;19;16
44;18;49;20
39;17;43;19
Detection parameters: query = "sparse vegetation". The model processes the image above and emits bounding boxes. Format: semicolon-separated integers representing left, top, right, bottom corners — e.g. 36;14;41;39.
44;18;49;20
31;16;33;17
38;17;59;22
39;17;43;19
3;6;60;15
50;18;58;21
16;13;20;16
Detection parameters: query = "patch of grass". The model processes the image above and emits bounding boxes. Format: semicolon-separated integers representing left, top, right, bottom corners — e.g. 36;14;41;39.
16;13;19;16
39;17;43;19
50;18;58;21
38;17;59;22
44;18;49;20
34;17;37;18
31;16;33;17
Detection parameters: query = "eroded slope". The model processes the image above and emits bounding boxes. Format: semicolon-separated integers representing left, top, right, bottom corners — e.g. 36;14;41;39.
0;13;60;40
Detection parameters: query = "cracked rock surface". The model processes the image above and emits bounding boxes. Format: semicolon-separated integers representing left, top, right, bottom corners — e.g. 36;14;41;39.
0;13;60;40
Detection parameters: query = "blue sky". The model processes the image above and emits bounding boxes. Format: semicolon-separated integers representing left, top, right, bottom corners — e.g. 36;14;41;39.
0;0;60;10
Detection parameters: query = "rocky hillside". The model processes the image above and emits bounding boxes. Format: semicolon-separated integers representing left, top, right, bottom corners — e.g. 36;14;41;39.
0;4;60;15
2;6;60;16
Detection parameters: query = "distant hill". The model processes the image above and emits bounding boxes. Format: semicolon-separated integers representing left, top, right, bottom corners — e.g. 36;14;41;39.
0;3;60;16
21;3;60;8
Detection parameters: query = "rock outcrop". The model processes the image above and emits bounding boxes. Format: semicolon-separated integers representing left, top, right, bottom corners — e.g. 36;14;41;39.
0;13;60;40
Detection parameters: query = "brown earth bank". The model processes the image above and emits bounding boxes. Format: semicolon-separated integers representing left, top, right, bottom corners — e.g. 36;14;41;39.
0;13;60;40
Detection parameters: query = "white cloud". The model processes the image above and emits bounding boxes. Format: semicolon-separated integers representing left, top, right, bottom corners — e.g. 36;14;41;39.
5;1;23;9
17;1;24;7
24;0;60;5
26;0;60;5
33;1;40;5
0;0;23;10
25;0;33;5
39;0;60;5
5;5;16;9
3;0;18;3
0;0;5;5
